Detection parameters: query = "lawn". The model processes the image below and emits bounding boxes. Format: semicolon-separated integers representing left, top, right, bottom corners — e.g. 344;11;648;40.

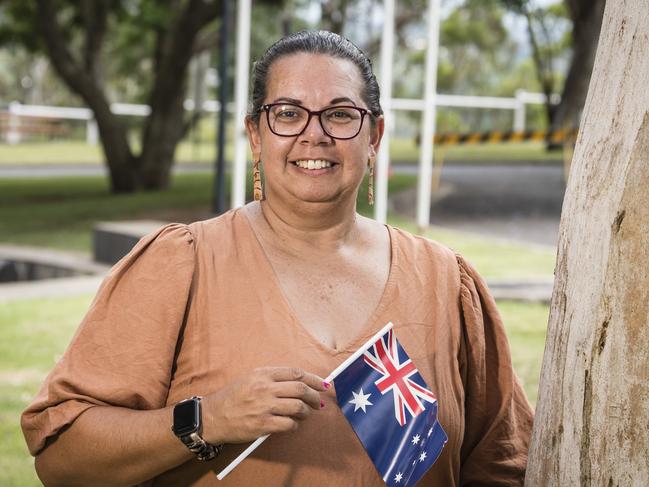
0;173;555;279
0;172;553;485
0;138;563;165
0;294;548;486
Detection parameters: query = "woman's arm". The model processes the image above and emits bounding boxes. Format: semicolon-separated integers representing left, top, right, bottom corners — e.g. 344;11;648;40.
35;367;327;487
35;405;188;487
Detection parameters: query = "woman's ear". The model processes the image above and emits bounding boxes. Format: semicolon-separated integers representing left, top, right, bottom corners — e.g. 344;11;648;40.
245;116;262;161
368;115;385;159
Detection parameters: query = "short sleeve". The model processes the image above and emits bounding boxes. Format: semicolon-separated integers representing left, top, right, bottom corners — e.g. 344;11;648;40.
21;223;196;456
456;255;534;486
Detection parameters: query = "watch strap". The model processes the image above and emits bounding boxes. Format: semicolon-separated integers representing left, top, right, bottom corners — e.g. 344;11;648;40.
179;431;223;461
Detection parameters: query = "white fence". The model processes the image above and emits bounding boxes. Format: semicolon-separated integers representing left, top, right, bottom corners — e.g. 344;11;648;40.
1;90;559;145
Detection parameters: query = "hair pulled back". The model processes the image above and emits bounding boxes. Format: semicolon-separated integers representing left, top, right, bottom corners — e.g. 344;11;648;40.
248;30;383;123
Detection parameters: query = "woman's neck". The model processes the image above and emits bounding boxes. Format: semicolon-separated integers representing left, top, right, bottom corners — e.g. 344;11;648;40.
246;197;361;255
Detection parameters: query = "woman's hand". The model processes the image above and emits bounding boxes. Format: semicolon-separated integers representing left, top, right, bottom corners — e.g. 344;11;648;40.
202;366;329;444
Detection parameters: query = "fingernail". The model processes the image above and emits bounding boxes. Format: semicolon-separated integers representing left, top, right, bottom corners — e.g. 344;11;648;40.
323;381;331;389
320;400;325;409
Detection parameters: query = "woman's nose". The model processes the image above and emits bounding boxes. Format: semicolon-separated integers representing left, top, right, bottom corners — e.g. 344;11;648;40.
299;114;332;144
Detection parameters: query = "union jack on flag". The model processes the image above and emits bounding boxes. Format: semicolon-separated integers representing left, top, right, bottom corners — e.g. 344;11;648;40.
363;328;438;426
333;323;447;487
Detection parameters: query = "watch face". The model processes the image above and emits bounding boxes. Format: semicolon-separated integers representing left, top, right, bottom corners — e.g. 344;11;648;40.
173;399;200;436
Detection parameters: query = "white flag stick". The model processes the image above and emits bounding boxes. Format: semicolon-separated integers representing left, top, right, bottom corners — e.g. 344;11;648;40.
216;322;395;480
323;322;394;383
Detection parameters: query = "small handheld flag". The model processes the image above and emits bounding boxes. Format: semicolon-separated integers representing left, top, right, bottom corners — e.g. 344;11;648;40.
216;322;446;484
333;322;447;487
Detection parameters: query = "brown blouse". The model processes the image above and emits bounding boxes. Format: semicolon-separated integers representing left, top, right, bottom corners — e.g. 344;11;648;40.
22;208;533;486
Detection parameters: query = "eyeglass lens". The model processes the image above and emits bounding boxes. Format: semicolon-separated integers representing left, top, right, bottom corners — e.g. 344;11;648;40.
267;104;364;139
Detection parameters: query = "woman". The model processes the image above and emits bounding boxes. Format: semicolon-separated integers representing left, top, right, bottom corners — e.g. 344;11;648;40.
22;30;533;486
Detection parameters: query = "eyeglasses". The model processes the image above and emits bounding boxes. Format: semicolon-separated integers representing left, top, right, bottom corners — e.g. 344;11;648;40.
259;103;372;140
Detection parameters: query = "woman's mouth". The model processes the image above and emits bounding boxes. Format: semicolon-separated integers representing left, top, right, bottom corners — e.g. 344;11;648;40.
291;159;335;170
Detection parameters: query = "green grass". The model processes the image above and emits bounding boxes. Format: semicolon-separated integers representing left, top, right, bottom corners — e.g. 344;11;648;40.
0;294;547;486
0;295;91;487
0;138;562;165
0;173;555;279
498;301;549;404
391;216;555;279
0;172;418;252
0;172;553;484
0;173;215;251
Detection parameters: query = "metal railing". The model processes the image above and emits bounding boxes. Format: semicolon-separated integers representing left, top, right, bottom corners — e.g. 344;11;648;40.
1;90;558;145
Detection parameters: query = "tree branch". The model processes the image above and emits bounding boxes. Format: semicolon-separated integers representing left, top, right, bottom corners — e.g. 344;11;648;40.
80;0;108;84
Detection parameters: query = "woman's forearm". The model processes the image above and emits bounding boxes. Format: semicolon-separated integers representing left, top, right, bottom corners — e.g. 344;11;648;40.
35;405;193;487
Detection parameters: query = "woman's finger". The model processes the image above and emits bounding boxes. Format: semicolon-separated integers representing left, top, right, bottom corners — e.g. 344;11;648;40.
271;381;322;410
269;398;312;420
263;367;328;392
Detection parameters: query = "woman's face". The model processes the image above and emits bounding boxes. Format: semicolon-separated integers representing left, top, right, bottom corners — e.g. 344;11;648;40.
246;52;383;207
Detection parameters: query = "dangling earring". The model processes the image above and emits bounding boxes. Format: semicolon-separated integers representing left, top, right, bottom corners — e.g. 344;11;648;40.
368;158;375;206
253;159;264;201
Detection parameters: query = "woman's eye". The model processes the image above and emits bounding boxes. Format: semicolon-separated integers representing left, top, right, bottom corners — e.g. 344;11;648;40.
277;110;297;118
274;107;304;121
328;110;354;121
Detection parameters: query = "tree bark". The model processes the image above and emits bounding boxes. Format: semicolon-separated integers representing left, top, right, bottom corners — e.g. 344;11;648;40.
525;2;649;486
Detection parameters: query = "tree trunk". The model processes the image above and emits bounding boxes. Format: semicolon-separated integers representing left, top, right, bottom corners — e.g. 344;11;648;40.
549;0;605;132
525;2;649;486
137;1;218;190
36;0;138;192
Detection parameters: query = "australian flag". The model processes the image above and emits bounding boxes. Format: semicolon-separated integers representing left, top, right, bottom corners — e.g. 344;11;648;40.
333;325;447;487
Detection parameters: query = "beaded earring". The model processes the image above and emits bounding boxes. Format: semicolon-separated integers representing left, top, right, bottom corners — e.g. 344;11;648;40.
253;159;264;201
368;158;375;205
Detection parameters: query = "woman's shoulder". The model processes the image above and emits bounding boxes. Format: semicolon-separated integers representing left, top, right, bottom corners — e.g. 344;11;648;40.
388;223;459;270
184;207;248;243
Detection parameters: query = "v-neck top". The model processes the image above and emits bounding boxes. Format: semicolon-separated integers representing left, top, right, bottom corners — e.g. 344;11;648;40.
243;209;399;354
22;208;533;486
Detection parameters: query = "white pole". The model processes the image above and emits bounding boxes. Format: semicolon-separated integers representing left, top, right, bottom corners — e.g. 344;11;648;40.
7;101;21;145
374;0;395;224
86;119;99;145
416;0;441;229
514;89;526;132
231;0;252;209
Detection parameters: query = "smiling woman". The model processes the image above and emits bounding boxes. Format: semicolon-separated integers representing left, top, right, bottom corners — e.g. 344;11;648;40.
22;31;533;487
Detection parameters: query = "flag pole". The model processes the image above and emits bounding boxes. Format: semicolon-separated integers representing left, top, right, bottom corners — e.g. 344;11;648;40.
216;322;395;480
324;322;394;383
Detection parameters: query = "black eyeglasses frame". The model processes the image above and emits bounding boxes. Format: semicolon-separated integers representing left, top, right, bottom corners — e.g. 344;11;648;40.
258;102;373;140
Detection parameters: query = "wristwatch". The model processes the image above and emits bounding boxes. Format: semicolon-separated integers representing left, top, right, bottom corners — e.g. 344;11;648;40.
172;396;222;461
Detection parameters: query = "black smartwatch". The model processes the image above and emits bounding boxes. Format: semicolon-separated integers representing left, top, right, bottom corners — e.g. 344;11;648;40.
172;396;222;461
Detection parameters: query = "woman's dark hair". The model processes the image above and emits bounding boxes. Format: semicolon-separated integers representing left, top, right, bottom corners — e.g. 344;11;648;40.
248;30;383;124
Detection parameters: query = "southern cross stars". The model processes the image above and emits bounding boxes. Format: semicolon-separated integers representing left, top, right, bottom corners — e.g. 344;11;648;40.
348;388;373;413
411;434;421;445
394;472;403;483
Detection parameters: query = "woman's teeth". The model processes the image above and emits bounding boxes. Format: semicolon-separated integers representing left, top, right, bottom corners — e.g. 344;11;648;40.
294;159;333;170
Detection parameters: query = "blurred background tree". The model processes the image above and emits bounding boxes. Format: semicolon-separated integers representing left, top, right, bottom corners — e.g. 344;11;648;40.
0;0;605;191
500;0;606;134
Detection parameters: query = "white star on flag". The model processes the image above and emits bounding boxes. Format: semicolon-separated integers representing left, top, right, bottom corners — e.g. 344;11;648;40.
348;388;373;413
394;472;403;483
411;434;421;445
419;451;427;462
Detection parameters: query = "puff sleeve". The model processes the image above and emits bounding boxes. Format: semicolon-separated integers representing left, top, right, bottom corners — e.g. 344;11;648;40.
457;255;534;486
21;223;196;455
